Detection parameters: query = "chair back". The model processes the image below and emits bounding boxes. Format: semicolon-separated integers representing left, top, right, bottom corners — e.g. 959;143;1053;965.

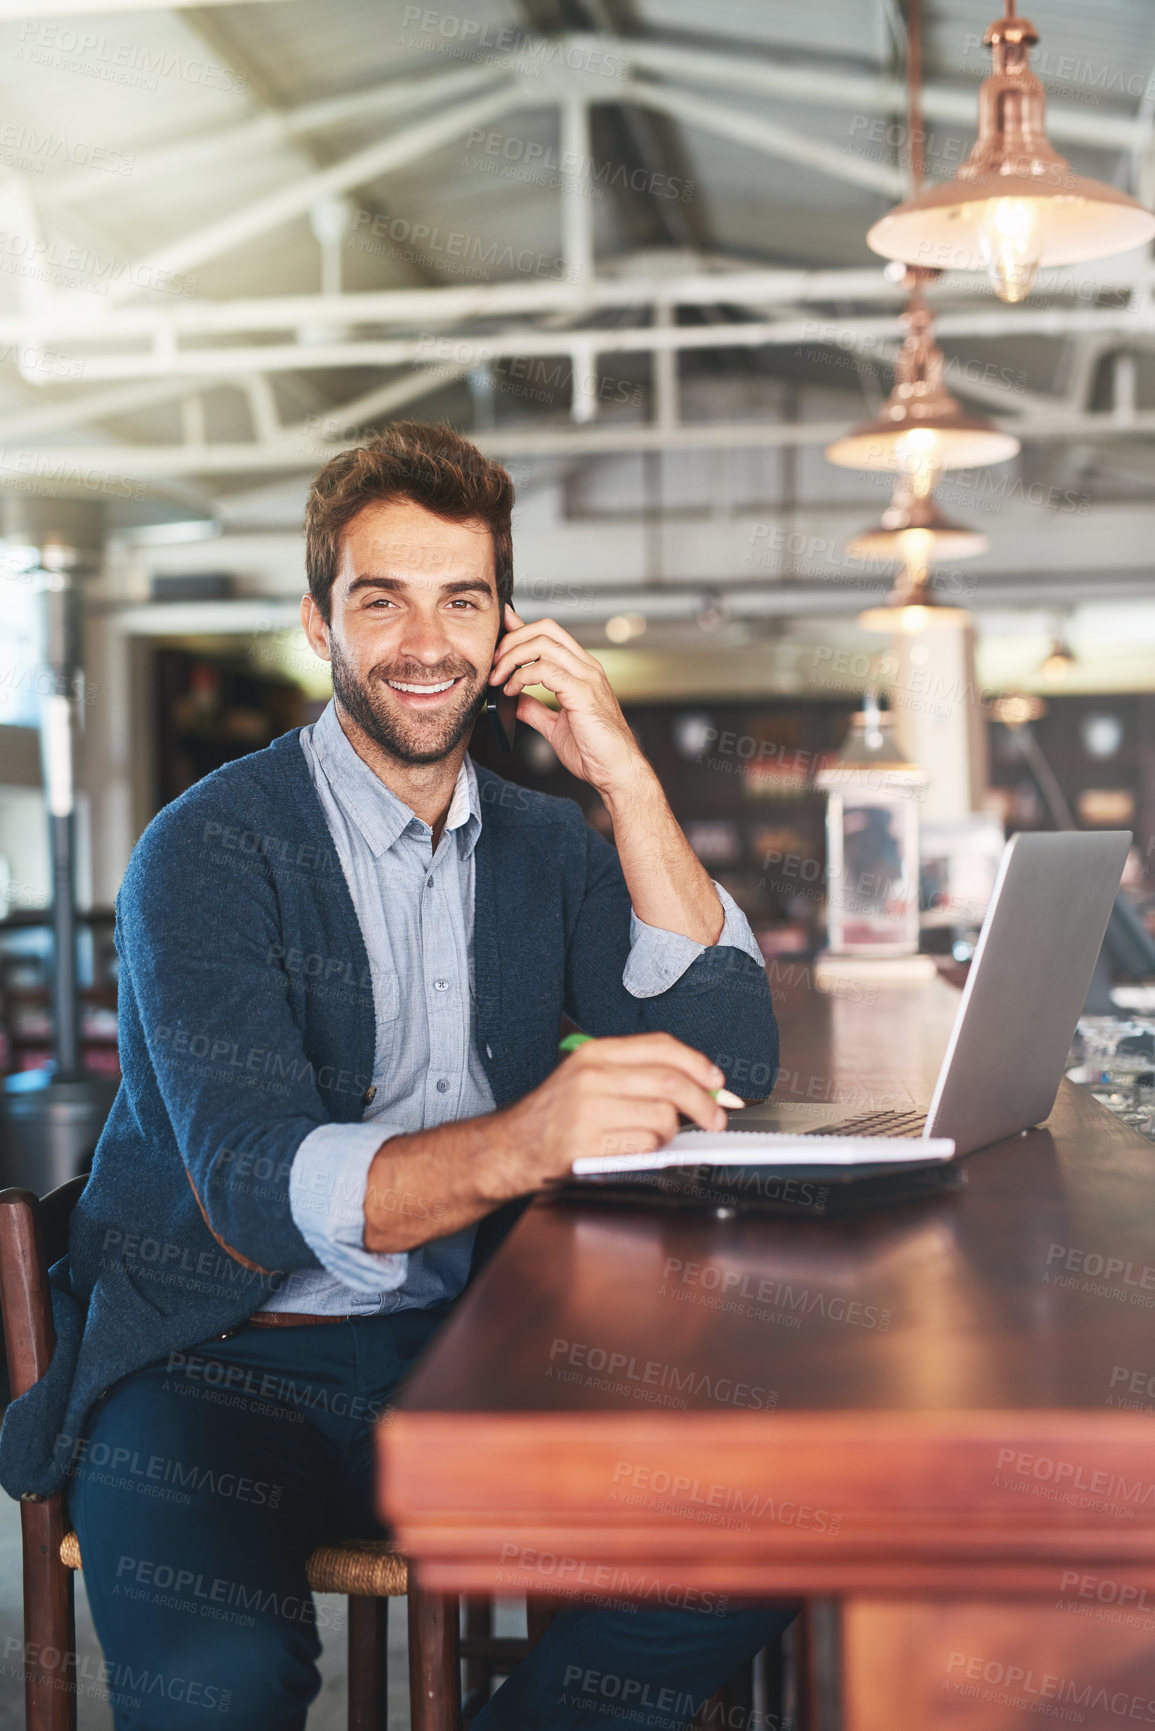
0;1175;87;1400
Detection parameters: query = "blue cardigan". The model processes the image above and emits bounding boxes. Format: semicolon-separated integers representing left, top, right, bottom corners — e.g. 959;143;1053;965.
0;730;777;1498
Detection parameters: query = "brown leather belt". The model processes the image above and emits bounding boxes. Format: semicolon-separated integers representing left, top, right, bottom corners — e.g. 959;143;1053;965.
247;1310;356;1327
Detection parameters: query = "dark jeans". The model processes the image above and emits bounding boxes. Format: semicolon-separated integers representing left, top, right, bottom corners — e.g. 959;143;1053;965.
66;1313;791;1729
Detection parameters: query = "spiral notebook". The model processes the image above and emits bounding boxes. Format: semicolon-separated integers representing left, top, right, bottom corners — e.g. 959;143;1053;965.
570;1131;955;1176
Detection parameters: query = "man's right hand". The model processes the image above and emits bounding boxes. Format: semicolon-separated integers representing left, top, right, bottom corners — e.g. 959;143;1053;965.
363;1032;728;1253
479;1031;728;1200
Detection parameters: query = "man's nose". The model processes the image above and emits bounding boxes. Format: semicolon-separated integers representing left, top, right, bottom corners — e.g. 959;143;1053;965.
398;609;453;663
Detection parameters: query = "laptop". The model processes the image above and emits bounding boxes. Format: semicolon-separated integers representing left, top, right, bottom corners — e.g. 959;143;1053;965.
742;827;1132;1155
570;829;1130;1181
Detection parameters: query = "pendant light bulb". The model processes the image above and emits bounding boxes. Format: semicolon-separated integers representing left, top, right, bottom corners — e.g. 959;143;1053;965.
893;428;940;493
978;196;1045;303
897;526;935;580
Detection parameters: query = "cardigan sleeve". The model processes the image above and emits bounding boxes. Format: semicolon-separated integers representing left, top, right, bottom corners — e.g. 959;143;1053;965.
287;1122;409;1293
562;820;779;1099
115;805;362;1277
622;882;765;997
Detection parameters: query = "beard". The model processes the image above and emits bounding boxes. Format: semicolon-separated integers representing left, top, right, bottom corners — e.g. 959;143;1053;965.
329;636;488;766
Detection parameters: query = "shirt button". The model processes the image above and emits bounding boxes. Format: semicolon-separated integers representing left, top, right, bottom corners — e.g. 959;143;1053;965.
433;979;449;991
436;1078;449;1093
426;878;434;890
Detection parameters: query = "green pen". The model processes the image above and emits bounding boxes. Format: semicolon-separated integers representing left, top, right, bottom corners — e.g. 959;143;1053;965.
558;1032;745;1108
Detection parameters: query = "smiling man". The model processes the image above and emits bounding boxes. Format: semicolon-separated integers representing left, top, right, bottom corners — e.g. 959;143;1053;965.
0;422;786;1729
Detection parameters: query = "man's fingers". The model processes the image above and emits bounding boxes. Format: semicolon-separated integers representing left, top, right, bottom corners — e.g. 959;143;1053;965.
490;622;599;679
584;1098;682;1148
503;656;592;702
516;693;557;738
597;1065;726;1133
576;1032;725;1091
597;1130;663;1160
497;612;598;672
492;636;591;690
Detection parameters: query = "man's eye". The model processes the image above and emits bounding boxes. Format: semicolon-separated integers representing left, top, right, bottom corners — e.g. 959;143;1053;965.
448;599;477;610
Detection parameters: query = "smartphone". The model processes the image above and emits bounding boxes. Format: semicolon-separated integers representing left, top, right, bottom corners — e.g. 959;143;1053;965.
483;616;518;753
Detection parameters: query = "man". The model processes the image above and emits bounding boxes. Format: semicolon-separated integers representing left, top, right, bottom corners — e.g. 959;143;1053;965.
0;422;787;1728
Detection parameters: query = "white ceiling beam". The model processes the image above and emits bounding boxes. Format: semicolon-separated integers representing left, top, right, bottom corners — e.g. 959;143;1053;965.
623;79;906;196
243;374;281;445
102;570;1155;636
49;64;506;206
0;360;482;471
560;96;594;295
180;392;206;447
0;270;918;342
103;82;525;301
0;428;912;483
3;259;1146;345
0;374;225;441
652;305;678;431
52;300;1155;383
9;408;1155;480
609;35;1151;152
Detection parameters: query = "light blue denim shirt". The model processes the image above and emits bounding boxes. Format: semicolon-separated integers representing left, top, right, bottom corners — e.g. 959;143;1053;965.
258;700;764;1316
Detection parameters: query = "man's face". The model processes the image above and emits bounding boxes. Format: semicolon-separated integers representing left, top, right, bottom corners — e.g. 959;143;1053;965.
304;498;501;766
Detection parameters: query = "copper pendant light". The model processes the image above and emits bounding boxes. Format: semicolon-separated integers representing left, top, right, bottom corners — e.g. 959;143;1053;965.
824;273;1021;478
1038;617;1076;682
858;590;972;633
867;2;1155;303
839;0;998;635
856;485;978;631
847;476;991;566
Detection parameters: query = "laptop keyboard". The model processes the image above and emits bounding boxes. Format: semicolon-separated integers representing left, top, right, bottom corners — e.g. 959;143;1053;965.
807;1108;928;1139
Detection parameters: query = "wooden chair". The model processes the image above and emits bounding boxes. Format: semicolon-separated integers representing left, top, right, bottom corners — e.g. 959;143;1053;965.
1;1178;804;1730
0;1177;517;1731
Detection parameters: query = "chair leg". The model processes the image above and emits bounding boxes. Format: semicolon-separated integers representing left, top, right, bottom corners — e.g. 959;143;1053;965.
408;1574;460;1731
347;1595;389;1731
20;1495;76;1731
792;1601;820;1731
461;1597;493;1722
762;1628;787;1727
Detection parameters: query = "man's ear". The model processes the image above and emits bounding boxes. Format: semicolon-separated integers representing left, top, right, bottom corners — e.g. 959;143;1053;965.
300;593;331;663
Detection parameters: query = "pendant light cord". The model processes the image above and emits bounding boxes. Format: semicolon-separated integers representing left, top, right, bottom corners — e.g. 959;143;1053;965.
906;0;925;192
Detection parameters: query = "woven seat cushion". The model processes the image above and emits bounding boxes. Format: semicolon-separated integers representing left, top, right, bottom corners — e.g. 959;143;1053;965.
60;1531;408;1598
306;1541;409;1597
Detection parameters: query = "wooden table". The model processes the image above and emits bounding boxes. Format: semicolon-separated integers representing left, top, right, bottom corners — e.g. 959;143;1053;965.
380;974;1155;1728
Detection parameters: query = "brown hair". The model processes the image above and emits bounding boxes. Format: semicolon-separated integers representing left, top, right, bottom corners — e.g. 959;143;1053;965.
305;421;515;621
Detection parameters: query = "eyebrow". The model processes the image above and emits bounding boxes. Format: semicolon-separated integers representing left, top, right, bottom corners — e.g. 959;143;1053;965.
345;575;495;599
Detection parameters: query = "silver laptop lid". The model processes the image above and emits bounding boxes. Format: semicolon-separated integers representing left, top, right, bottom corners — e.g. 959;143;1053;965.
926;829;1131;1153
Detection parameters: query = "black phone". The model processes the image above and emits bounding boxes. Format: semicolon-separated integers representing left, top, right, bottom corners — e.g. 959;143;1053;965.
483;617;517;752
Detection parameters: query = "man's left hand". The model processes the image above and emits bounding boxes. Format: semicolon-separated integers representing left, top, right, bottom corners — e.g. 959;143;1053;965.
489;603;650;799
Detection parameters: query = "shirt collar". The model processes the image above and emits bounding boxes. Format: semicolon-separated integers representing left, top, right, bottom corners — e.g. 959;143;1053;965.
310;699;483;859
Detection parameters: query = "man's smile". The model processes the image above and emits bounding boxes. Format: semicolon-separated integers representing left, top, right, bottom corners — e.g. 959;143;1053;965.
381;673;469;707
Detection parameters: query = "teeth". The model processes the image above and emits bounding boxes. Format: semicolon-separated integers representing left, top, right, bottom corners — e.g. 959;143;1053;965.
387;678;457;694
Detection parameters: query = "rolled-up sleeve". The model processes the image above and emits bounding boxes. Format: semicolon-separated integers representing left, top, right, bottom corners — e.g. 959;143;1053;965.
289;1122;409;1294
622;881;765;999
